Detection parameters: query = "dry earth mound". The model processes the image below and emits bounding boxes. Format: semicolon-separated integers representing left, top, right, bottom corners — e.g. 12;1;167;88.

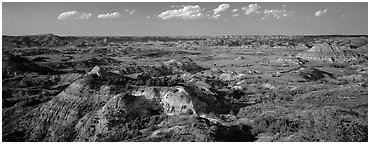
297;67;336;81
296;42;359;62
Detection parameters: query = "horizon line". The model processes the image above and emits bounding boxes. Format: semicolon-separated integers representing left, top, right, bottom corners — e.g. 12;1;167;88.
3;33;368;37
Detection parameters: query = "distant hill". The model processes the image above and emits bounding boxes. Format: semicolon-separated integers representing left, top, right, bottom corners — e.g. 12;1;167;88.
2;52;61;78
2;34;207;48
2;34;77;48
2;34;367;48
296;42;363;62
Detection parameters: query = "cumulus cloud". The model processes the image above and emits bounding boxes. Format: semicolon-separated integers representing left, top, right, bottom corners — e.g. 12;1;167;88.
171;5;184;8
213;3;230;15
261;9;294;20
158;5;204;20
57;11;92;20
232;9;238;12
242;3;261;15
205;3;230;20
98;12;120;19
232;13;240;17
125;9;135;15
315;9;327;16
210;14;221;20
57;11;77;20
130;10;135;15
78;13;92;19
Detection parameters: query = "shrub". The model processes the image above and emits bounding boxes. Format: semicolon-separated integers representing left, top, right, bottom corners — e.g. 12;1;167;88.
251;115;300;136
251;108;368;142
298;111;368;142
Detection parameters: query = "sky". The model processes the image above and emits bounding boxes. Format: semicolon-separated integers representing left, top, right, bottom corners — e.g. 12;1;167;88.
2;2;368;36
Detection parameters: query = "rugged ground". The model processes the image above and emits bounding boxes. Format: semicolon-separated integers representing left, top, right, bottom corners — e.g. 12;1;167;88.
2;34;368;142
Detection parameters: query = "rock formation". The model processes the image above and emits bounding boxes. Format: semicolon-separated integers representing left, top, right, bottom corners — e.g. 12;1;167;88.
296;42;358;62
297;67;336;81
3;63;233;141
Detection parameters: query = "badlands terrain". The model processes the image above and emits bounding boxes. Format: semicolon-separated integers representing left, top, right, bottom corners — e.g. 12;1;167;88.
2;34;368;142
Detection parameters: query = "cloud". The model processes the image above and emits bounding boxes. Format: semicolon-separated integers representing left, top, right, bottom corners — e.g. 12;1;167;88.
158;5;204;20
98;12;120;19
57;11;92;20
261;9;294;20
125;9;135;15
315;9;327;16
171;5;183;8
283;4;287;7
213;3;230;15
242;3;261;15
232;13;240;17
205;3;230;20
232;9;238;12
210;14;221;20
130;10;135;15
57;11;78;20
78;13;92;19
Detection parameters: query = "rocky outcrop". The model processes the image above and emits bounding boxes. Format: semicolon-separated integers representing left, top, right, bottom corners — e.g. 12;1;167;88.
273;57;307;65
349;37;367;49
295;43;309;49
277;66;337;82
282;66;336;81
163;58;205;74
296;42;358;62
131;86;197;115
131;84;228;116
297;67;336;81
